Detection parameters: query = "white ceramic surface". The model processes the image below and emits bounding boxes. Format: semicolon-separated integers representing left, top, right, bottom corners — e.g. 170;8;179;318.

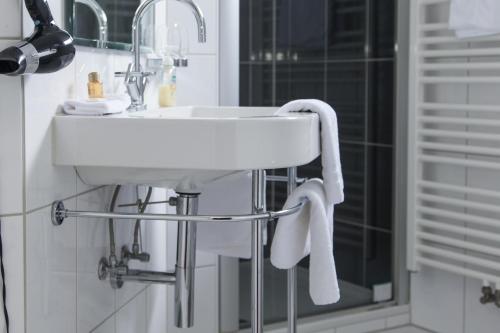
54;106;320;192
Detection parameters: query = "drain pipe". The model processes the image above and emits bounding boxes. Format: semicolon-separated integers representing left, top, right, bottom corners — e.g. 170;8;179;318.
174;193;199;328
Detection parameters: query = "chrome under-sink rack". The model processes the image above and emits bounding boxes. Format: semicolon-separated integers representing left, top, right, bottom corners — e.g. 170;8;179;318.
51;168;304;333
50;197;306;226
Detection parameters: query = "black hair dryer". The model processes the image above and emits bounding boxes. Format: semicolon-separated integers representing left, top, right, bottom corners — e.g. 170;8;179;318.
0;0;76;76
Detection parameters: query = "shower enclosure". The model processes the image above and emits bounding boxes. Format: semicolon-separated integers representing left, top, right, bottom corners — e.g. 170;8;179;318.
238;0;397;327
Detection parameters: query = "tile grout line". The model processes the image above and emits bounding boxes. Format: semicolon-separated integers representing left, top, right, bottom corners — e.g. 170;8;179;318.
240;57;396;65
89;285;149;333
23;185;107;215
0;213;24;218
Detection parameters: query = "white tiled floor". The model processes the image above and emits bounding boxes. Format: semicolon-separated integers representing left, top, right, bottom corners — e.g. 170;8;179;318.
381;326;432;333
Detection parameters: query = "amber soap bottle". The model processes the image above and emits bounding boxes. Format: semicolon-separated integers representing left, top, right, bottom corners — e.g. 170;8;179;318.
88;72;104;99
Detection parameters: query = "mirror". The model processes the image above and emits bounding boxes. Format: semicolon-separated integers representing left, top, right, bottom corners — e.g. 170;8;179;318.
65;0;153;50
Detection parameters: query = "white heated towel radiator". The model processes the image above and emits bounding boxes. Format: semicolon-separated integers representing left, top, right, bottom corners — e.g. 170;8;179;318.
407;0;500;287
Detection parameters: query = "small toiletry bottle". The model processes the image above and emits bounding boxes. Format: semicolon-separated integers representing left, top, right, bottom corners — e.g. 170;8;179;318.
88;72;104;99
158;62;177;107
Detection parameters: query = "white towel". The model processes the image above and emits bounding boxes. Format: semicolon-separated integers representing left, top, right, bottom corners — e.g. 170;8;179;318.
449;0;500;38
270;179;339;305
276;99;344;205
197;172;256;259
62;95;129;116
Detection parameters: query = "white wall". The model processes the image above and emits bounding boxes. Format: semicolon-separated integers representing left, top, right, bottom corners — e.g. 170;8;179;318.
0;0;220;332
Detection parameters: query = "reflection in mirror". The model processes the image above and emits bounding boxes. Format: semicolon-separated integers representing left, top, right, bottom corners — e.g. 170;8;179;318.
74;0;108;48
66;0;145;50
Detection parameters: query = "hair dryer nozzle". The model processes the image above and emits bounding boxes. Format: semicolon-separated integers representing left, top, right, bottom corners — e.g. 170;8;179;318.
0;47;24;75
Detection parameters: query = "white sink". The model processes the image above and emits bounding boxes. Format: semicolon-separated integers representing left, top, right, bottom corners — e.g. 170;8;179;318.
54;106;320;192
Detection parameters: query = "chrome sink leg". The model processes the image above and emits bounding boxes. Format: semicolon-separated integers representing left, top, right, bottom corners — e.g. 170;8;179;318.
252;170;265;333
175;193;199;328
287;167;298;333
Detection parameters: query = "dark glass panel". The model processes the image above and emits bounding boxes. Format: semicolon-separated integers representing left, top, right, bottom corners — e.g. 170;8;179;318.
369;0;396;58
240;0;251;61
251;64;274;106
367;60;395;145
327;0;366;60
326;61;366;142
240;64;251;106
290;63;326;100
366;146;393;231
250;0;274;61
336;143;365;226
365;230;392;287
334;222;364;285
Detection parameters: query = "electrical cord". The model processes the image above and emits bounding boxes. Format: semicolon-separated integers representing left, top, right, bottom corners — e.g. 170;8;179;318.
0;219;9;332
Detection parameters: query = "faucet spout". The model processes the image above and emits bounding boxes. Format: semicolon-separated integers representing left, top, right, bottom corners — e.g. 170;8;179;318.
131;0;207;71
179;0;207;43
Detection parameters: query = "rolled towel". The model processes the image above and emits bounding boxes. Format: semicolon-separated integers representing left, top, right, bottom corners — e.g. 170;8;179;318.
449;0;500;38
62;95;129;116
271;179;339;305
276;99;343;205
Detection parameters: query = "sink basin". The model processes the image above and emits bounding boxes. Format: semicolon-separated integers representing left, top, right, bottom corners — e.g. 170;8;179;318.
54;106;320;192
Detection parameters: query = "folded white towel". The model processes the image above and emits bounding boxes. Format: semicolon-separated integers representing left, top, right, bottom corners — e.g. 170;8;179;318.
449;0;500;38
271;179;339;305
276;99;344;205
63;95;129;116
197;172;255;259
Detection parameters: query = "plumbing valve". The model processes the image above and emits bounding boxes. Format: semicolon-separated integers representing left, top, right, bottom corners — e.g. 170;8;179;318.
480;286;497;305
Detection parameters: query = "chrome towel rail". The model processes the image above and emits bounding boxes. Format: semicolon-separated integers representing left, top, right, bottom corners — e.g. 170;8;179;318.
51;198;307;226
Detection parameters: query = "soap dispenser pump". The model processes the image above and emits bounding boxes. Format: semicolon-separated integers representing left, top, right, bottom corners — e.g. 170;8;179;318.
0;0;76;76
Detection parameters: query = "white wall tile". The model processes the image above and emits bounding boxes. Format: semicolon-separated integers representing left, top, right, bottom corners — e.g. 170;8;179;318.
0;0;21;38
410;268;465;333
116;291;147;333
146;285;167;333
166;266;218;333
76;188;115;333
175;55;219;106
2;216;24;333
0;41;23;215
26;199;77;333
24;63;77;211
167;0;218;55
74;47;119;100
91;316;115;333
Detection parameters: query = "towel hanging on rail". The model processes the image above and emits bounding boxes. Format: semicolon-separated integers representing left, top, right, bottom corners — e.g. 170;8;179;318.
449;0;500;38
271;99;344;305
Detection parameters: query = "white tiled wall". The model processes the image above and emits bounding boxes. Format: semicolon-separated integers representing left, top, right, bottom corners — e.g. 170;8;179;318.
0;0;21;38
0;0;219;332
0;40;23;215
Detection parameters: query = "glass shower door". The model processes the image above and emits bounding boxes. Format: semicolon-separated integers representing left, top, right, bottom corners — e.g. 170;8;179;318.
238;0;397;327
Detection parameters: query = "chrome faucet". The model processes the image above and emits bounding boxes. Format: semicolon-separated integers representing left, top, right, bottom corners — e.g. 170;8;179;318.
120;0;207;112
75;0;108;48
